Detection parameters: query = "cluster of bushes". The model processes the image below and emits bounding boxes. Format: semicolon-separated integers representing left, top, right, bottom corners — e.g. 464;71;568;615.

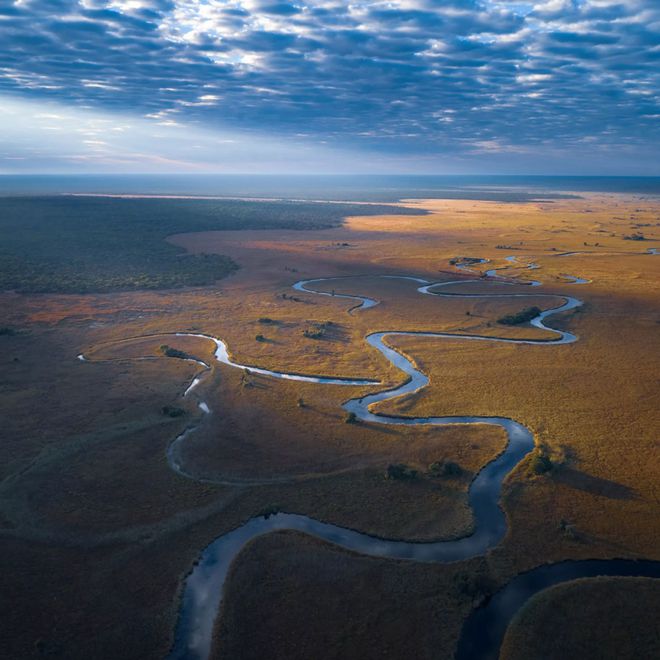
623;232;646;241
159;344;191;359
529;448;554;475
161;405;186;418
559;518;579;540
385;463;418;480
498;306;542;326
0;327;16;336
303;320;333;339
428;460;462;478
384;460;464;481
280;293;303;302
258;504;281;519
449;256;482;266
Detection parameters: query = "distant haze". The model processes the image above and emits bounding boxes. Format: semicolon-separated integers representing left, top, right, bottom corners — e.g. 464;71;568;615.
1;175;659;201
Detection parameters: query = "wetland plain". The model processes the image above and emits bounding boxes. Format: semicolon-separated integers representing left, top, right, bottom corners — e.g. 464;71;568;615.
1;189;659;660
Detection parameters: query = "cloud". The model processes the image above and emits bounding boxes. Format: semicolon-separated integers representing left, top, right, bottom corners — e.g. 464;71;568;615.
0;0;657;172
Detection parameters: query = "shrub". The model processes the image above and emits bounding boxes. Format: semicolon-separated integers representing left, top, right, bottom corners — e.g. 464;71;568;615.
259;504;281;519
345;412;358;424
498;306;542;326
0;327;16;336
429;460;462;478
159;344;191;359
162;405;186;418
255;334;266;342
530;450;553;475
386;463;418;480
303;322;329;339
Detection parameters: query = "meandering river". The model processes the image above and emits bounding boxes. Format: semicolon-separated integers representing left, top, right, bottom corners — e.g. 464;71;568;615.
79;258;657;659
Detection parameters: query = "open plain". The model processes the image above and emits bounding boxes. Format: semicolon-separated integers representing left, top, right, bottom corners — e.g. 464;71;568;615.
1;192;659;659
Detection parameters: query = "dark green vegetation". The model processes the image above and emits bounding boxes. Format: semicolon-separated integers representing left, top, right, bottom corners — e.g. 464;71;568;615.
302;320;333;339
0;196;422;293
0;327;17;336
497;306;542;326
385;463;418;480
161;405;186;418
159;345;191;360
428;460;463;478
448;256;483;266
530;450;553;475
384;461;463;481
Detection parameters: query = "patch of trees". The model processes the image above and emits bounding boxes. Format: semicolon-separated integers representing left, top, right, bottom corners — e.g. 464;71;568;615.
623;232;646;241
159;344;191;359
280;293;303;302
428;460;463;478
0;196;421;294
449;256;483;266
303;320;333;339
497;306;541;325
259;504;281;519
529;447;555;475
162;405;186;418
559;518;579;540
385;460;464;481
385;463;418;480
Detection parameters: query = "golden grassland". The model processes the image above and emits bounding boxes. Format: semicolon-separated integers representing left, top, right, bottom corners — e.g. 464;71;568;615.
500;577;660;660
0;193;658;658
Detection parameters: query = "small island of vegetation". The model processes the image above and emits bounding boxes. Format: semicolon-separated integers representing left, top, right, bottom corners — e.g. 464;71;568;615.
497;306;542;326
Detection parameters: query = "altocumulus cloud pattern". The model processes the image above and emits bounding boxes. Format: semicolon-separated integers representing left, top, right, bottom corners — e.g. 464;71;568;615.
0;0;658;168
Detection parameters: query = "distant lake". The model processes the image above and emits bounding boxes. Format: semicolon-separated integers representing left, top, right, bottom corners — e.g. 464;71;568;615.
0;174;659;202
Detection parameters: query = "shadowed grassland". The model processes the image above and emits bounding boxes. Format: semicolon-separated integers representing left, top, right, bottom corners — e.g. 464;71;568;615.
215;531;490;660
501;577;660;660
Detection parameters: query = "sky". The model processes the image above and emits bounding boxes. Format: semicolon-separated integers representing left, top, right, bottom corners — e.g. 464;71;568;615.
0;0;658;174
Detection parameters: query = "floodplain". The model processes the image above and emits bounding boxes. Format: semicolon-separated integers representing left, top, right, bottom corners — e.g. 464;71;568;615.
1;191;659;659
